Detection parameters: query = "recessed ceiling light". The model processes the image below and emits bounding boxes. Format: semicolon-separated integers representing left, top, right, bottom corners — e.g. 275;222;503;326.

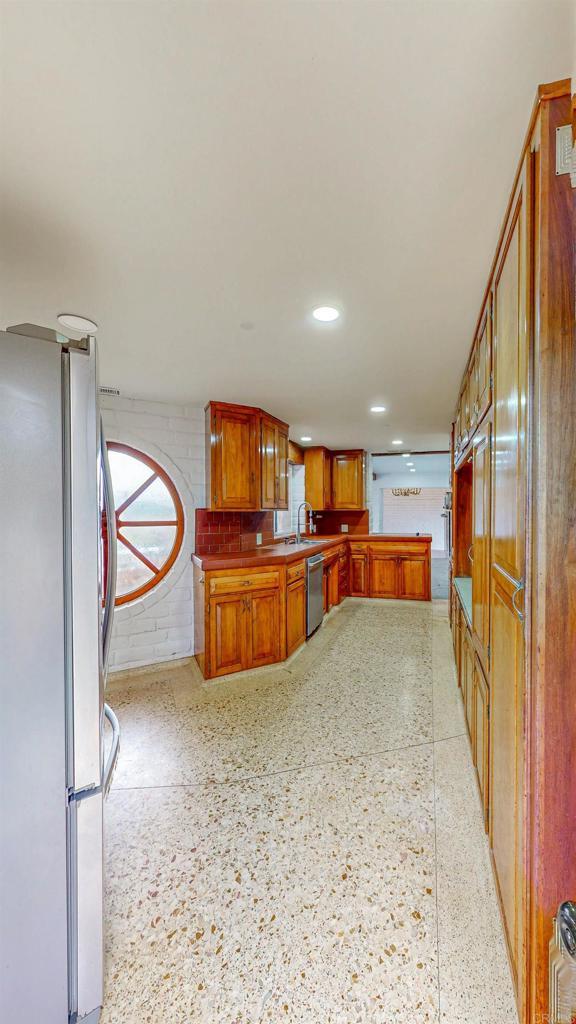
401;453;411;458
370;405;387;413
410;468;416;473
57;313;98;334
392;439;403;445
300;436;312;442
312;306;339;322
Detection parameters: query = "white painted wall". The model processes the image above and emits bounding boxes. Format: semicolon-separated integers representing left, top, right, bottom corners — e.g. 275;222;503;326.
100;394;205;672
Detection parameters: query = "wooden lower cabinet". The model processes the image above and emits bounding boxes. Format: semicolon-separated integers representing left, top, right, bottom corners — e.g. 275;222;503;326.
460;621;474;740
350;551;368;596
209;594;248;676
453;591;491;833
200;565;285;678
370;553;397;597
398;555;429;600
473;655;489;829
249;590;282;668
370;549;430;601
286;577;306;656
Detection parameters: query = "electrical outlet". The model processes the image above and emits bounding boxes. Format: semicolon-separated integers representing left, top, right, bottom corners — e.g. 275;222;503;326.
256;532;262;545
341;524;349;533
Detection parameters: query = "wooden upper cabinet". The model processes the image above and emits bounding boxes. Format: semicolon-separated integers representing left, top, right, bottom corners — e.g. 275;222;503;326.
472;419;491;672
206;402;259;510
475;304;492;425
276;426;289;509
260;415;289;511
206;402;289;511
331;450;365;510
304;447;332;510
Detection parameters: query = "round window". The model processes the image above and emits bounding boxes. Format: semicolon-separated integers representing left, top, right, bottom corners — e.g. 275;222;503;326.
106;442;184;605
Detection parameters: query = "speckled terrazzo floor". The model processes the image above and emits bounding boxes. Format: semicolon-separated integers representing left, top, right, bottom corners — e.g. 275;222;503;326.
101;599;517;1024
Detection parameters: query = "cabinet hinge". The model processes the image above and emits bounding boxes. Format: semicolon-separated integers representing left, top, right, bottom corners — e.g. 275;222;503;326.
555;124;572;177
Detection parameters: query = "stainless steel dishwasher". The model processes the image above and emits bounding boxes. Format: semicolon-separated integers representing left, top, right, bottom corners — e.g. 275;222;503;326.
306;552;324;637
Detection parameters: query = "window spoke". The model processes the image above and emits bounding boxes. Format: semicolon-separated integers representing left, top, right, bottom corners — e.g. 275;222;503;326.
117;531;160;574
115;472;157;517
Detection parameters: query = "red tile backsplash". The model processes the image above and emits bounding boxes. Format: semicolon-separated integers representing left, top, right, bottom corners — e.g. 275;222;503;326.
194;509;276;555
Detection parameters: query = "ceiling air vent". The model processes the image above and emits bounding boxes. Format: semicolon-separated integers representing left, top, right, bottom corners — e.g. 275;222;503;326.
99;386;120;396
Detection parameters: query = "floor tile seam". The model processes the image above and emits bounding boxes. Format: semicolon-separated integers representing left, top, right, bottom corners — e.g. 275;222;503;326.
431;620;442;1022
110;737;437;795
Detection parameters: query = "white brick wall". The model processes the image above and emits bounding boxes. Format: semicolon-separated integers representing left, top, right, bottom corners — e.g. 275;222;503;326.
380;487;447;551
100;394;205;672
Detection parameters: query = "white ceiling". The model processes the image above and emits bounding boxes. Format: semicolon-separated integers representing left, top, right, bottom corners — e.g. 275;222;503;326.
1;1;573;452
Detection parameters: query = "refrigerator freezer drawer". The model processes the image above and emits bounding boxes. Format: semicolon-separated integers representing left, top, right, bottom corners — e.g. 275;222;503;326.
70;791;104;1020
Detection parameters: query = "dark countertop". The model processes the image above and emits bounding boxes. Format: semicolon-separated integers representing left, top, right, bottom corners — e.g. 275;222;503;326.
193;533;432;571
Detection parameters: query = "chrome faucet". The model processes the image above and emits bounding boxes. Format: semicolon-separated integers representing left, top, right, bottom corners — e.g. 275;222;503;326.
296;501;313;543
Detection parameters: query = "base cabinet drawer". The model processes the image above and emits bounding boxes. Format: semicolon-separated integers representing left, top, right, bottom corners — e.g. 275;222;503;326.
209;570;280;596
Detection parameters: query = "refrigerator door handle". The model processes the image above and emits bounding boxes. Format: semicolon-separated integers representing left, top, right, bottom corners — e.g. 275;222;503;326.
102;702;120;796
100;417;117;678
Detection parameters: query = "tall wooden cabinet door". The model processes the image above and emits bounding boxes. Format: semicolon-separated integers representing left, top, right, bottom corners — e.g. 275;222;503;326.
350;553;368;596
473;657;489;830
398;556;429;601
260;416;277;509
209;595;248;677
490;166;529;986
468;351;479;435
248;591;281;668
472;421;491;670
331;452;364;509
370;554;398;598
276;427;289;510
476;305;492;424
212;406;258;510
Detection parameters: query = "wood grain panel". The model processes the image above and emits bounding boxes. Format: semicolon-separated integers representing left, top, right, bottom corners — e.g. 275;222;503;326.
472;420;491;671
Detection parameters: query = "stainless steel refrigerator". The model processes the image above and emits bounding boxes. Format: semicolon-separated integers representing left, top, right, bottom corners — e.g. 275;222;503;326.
0;324;119;1023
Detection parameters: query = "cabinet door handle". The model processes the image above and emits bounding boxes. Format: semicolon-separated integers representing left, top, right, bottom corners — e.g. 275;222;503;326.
511;579;525;623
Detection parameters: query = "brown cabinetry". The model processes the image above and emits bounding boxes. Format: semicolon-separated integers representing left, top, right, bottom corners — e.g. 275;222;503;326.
198;565;285;678
206;401;289;511
304;446;332;510
369;544;430;602
472;420;491;672
260;414;289;511
305;446;365;511
349;546;368;596
206;402;259;510
473;656;489;828
331;450;365;510
286;562;306;657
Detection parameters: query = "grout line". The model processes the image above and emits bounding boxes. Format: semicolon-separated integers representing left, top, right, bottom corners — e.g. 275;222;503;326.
110;736;437;794
431;617;443;1023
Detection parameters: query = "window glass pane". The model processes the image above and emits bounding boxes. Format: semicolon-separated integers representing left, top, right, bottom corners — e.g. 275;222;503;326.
116;541;154;597
121;525;177;569
109;450;151;507
121;476;175;521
